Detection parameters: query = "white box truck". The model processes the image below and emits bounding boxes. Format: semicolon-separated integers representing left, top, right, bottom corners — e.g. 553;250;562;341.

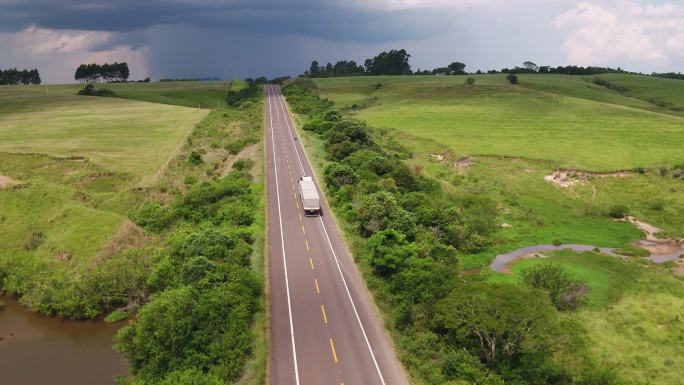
298;176;321;216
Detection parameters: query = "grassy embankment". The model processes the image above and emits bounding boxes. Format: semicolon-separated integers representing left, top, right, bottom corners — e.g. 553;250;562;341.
0;81;267;384
290;74;684;385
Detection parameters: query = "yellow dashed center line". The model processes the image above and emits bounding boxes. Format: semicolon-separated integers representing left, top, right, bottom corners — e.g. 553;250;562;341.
314;278;320;294
296;201;299;209
298;213;302;221
321;304;328;324
329;338;339;363
301;224;306;235
309;257;314;270
305;239;309;250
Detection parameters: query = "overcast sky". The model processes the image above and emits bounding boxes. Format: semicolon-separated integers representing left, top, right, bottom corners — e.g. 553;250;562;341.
1;0;682;83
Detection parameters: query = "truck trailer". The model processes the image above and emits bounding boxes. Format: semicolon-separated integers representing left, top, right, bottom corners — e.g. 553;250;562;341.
298;176;321;216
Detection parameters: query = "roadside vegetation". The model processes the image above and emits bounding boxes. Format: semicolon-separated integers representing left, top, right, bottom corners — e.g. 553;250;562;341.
284;75;684;385
0;80;266;384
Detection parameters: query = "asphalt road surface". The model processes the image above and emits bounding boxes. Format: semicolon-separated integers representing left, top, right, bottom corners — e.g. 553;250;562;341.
266;85;410;385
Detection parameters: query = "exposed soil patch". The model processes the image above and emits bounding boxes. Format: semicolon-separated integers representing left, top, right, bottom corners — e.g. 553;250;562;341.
620;215;684;262
544;169;630;188
428;153;475;169
0;175;21;189
454;156;475;168
96;220;152;260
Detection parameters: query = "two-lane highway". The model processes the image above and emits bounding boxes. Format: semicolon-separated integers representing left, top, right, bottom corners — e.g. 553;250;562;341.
266;85;409;385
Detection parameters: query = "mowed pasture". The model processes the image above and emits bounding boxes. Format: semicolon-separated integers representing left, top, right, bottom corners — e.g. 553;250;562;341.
91;80;231;108
314;75;684;171
0;85;208;184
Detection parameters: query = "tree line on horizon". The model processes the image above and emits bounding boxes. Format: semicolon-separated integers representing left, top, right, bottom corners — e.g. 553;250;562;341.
307;49;412;77
74;62;130;83
0;68;41;85
304;50;681;79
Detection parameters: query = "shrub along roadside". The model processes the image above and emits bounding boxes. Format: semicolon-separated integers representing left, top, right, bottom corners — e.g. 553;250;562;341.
114;81;266;385
282;78;627;385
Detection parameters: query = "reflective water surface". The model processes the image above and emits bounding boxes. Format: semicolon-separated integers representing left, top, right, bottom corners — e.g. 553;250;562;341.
0;296;128;385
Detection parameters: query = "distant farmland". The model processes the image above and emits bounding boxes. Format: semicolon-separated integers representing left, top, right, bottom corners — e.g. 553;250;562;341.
0;84;208;184
314;74;684;171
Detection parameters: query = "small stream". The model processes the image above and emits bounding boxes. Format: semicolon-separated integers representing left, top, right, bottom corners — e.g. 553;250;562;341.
490;243;684;273
0;296;128;385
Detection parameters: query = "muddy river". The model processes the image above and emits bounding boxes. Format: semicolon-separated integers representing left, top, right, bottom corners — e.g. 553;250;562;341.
0;296;128;385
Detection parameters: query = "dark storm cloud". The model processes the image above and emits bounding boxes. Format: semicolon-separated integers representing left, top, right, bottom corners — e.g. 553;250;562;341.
0;0;442;42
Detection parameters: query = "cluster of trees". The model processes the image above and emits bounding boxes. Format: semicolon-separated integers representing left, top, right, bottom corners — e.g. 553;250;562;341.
226;78;261;107
160;77;220;82
0;68;41;85
651;72;684;80
490;62;629;75
122;171;261;384
306;49;412;77
414;62;467;76
74;62;130;83
282;78;623;385
304;53;662;79
309;60;365;77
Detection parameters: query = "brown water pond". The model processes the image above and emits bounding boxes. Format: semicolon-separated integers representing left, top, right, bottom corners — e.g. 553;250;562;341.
0;296;128;385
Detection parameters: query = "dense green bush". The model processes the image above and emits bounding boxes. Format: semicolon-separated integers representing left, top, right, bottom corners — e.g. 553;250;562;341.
78;83;117;97
281;79;333;115
232;158;255;171
434;283;568;383
226;79;260;107
608;204;629;218
118;170;261;383
173;173;252;221
188;151;203;165
132;202;172;232
158;369;225;385
116;281;258;383
522;263;587;310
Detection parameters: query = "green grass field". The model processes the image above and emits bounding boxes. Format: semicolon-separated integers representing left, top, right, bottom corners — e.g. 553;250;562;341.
314;75;684;171
0;85;208;183
310;75;684;267
91;80;231;108
488;250;684;385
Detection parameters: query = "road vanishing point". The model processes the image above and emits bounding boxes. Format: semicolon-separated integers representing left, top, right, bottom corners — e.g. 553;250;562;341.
266;85;410;385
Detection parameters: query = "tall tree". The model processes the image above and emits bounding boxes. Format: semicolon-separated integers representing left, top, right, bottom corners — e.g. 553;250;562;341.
365;49;412;75
523;61;538;72
309;61;320;77
447;62;467;75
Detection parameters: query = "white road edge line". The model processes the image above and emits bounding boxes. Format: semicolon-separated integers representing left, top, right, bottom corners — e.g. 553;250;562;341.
268;85;301;385
274;88;306;175
274;86;387;385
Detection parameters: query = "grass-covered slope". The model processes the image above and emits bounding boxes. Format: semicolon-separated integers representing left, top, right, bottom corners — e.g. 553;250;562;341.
313;75;684;171
91;80;231;108
0;85;207;183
